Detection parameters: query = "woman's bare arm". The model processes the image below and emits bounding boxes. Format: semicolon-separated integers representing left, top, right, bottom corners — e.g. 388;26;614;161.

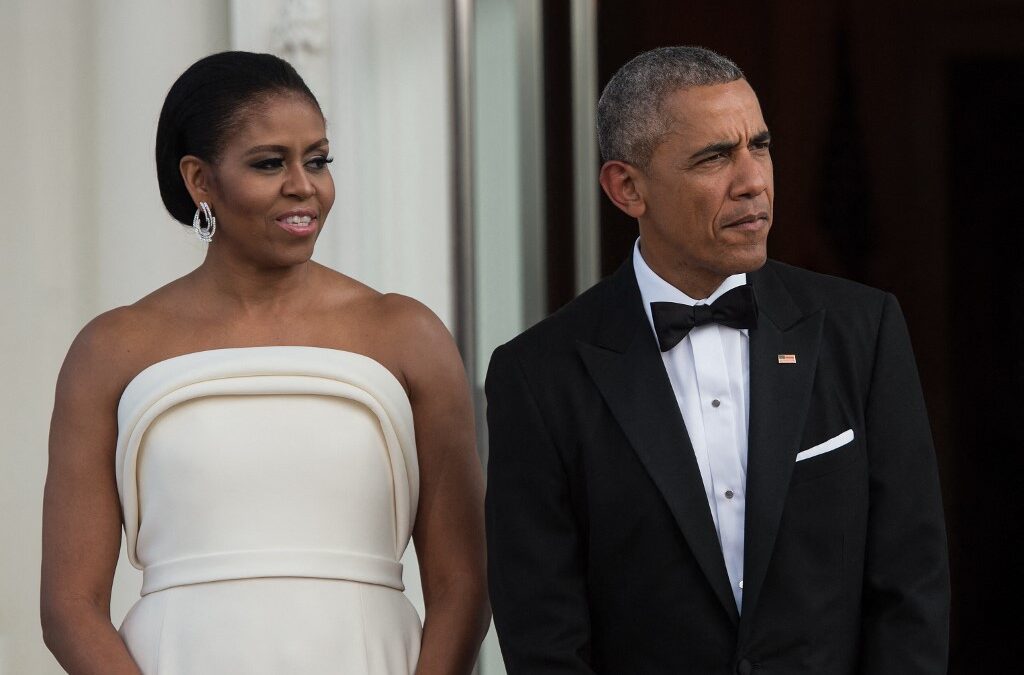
388;297;490;675
41;313;143;674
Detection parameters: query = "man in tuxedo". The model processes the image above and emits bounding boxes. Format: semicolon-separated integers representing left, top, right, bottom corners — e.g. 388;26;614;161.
484;46;949;674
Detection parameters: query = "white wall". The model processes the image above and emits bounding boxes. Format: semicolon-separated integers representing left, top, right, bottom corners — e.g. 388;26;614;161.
0;2;230;673
0;2;94;671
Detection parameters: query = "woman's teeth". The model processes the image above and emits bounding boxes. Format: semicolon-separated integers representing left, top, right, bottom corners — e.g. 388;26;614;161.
283;215;313;224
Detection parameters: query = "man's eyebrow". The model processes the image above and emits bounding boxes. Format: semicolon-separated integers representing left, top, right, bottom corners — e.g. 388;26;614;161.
243;138;329;155
688;130;772;161
689;140;738;161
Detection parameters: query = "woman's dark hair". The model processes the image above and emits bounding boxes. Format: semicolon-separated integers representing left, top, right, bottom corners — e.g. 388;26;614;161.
155;51;322;226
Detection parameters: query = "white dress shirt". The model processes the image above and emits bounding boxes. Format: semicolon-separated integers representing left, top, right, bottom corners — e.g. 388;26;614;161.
633;239;750;611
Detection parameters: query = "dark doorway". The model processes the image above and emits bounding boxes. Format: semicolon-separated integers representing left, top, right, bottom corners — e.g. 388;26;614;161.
557;1;1024;671
945;58;1024;673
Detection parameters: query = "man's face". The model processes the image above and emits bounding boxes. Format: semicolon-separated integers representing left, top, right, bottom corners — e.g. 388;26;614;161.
635;79;773;294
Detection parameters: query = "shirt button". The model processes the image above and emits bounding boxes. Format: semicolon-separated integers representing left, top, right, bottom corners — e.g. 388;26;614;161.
711;398;721;408
725;490;734;499
739;580;744;589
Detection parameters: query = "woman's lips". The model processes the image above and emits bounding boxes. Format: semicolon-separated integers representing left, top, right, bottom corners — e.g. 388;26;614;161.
275;215;318;237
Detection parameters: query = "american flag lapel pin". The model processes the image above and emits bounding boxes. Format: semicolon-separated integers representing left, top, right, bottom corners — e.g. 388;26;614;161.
777;354;797;364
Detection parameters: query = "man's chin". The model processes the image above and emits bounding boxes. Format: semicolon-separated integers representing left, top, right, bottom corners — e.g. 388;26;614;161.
721;247;768;275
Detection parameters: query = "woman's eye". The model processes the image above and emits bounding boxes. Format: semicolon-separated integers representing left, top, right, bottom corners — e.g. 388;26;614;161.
307;156;334;170
252;158;284;170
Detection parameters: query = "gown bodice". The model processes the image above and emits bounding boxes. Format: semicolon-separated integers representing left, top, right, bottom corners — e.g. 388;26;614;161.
115;346;419;596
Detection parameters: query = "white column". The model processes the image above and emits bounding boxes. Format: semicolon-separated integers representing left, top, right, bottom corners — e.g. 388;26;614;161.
571;0;600;294
471;2;549;670
324;0;455;326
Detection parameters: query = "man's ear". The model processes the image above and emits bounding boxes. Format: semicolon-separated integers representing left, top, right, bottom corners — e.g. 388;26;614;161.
599;160;646;219
179;155;214;207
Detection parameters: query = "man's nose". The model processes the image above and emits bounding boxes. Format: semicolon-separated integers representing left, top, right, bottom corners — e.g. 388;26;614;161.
730;150;770;199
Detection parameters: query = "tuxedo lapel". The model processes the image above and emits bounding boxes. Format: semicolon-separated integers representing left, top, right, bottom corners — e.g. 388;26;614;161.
577;262;740;625
739;263;824;636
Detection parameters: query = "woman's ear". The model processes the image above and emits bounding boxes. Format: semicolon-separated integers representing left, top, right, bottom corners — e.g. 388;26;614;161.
598;160;647;219
179;155;214;207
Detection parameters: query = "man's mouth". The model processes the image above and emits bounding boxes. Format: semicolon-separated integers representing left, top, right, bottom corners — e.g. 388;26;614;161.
723;212;769;229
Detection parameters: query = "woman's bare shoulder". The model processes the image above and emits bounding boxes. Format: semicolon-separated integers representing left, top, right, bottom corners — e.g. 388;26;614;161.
59;308;153;399
59;281;194;401
332;281;453;350
313;265;447;336
313;263;379;299
313;267;458;385
375;292;450;340
372;293;463;391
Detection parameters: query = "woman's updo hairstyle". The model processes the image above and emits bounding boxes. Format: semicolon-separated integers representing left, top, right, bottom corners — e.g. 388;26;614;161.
156;51;322;226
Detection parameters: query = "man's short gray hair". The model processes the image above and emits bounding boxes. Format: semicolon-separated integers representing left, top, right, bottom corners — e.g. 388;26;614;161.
597;46;744;168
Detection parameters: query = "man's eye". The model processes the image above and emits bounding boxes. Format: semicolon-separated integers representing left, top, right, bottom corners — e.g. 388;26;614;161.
752;141;771;151
252;158;284;170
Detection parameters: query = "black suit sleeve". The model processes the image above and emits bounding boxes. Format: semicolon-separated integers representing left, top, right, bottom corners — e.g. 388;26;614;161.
860;294;950;673
484;344;595;674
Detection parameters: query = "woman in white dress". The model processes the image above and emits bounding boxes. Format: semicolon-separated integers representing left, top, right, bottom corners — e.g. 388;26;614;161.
41;51;489;674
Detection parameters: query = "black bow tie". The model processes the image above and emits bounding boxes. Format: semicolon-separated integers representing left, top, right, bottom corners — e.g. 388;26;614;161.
650;285;758;352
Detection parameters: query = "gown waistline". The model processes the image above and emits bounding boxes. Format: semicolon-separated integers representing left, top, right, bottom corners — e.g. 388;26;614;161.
141;549;405;595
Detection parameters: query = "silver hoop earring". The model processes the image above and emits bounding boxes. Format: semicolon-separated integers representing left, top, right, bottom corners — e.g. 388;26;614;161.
192;201;216;242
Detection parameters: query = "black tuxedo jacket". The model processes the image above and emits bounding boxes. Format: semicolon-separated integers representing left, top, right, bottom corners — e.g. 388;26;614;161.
485;259;949;674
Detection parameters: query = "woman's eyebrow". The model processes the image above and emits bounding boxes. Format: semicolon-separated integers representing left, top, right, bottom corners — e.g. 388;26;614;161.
243;138;329;155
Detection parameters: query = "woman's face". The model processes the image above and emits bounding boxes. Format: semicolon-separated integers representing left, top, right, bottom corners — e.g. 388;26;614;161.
202;94;336;267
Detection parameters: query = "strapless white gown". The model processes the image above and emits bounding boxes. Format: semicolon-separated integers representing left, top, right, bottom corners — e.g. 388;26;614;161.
115;347;421;674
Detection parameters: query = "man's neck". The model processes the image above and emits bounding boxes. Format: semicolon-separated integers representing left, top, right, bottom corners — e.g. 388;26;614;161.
637;243;727;301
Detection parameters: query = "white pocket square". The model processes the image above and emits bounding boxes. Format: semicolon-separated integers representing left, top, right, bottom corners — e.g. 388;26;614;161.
796;428;854;462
